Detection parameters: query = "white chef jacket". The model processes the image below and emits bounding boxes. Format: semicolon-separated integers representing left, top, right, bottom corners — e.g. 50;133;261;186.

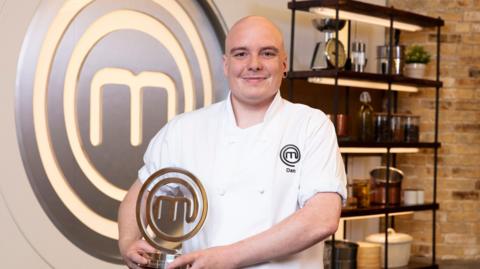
138;91;347;269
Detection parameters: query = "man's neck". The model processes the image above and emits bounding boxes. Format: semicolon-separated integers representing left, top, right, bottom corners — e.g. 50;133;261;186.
230;95;275;129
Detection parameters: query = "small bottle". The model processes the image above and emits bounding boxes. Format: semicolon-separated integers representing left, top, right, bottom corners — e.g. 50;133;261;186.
358;91;374;141
352;41;367;72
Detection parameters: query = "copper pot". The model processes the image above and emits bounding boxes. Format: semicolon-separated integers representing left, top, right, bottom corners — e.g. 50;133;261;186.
327;114;348;137
370;167;404;205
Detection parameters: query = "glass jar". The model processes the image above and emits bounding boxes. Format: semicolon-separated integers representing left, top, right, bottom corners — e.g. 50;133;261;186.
391;114;404;142
345;184;358;209
352;179;371;208
404;115;420;142
374;112;390;142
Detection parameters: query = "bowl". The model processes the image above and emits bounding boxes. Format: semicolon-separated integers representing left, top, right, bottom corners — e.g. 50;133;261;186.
312;18;346;32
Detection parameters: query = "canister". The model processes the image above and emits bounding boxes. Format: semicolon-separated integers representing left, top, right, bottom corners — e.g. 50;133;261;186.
324;240;359;269
370;167;404;205
403;189;418;205
377;45;405;75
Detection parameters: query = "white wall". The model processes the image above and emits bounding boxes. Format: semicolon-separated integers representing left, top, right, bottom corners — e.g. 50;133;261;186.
0;0;62;268
0;0;384;268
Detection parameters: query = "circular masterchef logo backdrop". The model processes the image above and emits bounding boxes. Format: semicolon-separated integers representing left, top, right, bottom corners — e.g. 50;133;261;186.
16;0;227;263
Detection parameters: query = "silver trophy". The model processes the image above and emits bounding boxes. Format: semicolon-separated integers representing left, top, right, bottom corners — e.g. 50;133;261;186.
136;168;208;268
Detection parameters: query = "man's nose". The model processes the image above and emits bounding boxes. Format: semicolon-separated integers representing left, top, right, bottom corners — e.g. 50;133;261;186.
247;55;263;71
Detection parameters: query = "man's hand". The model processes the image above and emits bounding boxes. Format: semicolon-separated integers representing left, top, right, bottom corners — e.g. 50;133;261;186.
121;239;157;269
167;246;237;269
119;180;155;268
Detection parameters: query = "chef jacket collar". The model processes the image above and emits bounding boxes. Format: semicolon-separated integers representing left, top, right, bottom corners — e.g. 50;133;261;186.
224;90;283;141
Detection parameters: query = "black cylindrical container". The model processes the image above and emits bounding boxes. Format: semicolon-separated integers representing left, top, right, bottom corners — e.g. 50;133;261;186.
323;240;359;269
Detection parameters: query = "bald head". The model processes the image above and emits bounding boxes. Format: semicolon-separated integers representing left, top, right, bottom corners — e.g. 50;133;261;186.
225;16;286;55
222;16;287;111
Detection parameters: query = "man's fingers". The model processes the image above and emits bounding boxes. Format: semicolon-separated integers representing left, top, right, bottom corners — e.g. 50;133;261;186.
126;240;158;266
120;239;161;269
167;253;195;269
127;250;149;265
137;239;157;253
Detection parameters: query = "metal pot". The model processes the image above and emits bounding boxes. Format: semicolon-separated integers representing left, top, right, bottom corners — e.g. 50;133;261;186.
370;167;404;205
323;240;359;269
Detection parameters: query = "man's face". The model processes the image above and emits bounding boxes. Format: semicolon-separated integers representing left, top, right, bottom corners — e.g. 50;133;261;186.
223;18;287;107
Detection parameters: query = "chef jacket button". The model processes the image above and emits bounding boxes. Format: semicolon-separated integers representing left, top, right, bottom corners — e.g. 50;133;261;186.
258;188;265;194
217;188;226;196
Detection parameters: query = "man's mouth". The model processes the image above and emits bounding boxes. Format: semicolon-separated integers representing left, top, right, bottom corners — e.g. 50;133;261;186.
242;76;268;82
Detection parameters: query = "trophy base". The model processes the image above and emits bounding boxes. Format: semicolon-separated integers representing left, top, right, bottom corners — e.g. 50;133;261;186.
143;253;186;269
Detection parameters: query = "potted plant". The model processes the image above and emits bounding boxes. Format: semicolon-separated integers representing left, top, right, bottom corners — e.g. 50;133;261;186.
404;45;431;78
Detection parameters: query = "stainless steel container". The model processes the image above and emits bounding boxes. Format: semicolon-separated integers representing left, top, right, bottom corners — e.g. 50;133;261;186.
324;240;359;269
376;45;405;75
370;167;404;205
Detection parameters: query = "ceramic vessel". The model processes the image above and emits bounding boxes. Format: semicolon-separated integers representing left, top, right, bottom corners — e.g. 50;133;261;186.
404;63;426;78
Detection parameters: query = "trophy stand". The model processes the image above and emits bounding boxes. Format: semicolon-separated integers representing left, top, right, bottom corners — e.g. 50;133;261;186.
144;253;181;269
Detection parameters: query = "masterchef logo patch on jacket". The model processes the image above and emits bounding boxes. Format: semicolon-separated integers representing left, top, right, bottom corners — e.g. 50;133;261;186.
279;144;301;173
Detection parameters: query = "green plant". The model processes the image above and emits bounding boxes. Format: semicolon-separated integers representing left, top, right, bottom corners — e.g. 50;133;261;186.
405;45;431;64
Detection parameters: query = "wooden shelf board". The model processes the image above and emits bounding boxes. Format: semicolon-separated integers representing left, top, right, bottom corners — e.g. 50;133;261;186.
341;203;439;217
401;257;439;269
339;141;441;148
287;70;442;88
288;0;444;28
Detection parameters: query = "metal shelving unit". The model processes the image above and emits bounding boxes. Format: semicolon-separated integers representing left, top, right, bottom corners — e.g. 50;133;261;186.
287;1;443;268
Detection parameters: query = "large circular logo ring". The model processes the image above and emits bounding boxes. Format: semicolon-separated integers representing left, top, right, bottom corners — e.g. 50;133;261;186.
136;168;208;254
280;144;301;167
16;0;226;263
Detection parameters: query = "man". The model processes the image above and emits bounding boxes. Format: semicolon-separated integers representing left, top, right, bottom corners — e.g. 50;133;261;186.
118;16;347;269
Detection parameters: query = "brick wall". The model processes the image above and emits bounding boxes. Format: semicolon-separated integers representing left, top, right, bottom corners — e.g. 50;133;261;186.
388;0;480;261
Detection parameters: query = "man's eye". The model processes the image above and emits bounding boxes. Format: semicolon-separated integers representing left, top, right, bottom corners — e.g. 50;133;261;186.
233;52;247;57
262;51;277;57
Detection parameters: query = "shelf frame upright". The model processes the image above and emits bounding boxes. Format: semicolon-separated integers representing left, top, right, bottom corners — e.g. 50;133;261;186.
432;21;441;266
287;0;296;101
